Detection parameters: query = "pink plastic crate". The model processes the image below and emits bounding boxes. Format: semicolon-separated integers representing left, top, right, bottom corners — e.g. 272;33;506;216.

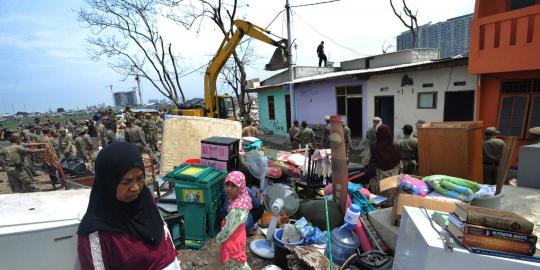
201;158;230;171
201;143;230;161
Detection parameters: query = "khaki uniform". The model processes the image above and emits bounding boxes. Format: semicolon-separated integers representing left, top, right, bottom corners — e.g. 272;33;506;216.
295;127;315;148
97;123;107;146
242;125;258;138
321;124;331;149
143;118;159;151
344;125;352;159
0;144;34;192
57;134;74;160
74;135;90;162
288;126;301;150
125;126;155;159
395;135;418;174
483;137;505;185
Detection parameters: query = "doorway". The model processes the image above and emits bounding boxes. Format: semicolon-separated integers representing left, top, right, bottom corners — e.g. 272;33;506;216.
285;94;291;130
444;91;475;121
346;97;363;137
375;96;395;133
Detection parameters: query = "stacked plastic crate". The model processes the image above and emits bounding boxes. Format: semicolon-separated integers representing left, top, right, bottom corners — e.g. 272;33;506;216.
200;136;240;172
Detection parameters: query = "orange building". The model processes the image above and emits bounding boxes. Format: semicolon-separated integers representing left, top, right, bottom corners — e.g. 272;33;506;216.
469;0;540;164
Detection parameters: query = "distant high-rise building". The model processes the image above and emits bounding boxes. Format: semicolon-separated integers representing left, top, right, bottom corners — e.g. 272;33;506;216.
113;90;138;107
396;13;473;58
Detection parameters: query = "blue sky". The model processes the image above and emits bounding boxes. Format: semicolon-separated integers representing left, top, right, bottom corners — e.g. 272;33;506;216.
0;0;474;113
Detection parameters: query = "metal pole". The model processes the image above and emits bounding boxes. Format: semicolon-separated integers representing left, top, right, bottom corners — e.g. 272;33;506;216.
285;0;296;121
135;75;143;106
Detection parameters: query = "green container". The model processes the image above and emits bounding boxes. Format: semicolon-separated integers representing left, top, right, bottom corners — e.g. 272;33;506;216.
178;202;207;241
170;170;226;208
166;164;214;182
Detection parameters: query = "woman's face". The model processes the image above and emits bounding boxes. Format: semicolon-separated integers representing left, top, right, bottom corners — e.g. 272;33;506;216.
116;168;145;203
224;181;239;198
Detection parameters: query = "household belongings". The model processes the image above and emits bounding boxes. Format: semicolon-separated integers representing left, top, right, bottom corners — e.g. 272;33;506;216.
200;136;239;171
242;136;263;152
160;116;241;175
163;164;227;249
393;206;539;270
445;204;538;258
325;204;361;266
422;175;481;202
398;174;431;197
391;192;466;226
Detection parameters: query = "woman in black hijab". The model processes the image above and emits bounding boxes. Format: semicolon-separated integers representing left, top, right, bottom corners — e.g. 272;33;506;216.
77;143;179;270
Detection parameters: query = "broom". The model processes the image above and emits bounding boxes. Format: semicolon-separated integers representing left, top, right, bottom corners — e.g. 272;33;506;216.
495;136;517;195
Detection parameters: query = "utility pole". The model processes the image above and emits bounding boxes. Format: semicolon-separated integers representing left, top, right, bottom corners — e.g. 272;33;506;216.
135;74;142;106
285;0;296;121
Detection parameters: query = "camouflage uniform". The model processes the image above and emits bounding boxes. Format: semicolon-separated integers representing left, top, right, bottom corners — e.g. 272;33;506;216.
143;116;159;151
97;122;107;146
288;125;301;150
343;125;353;159
0;143;35;192
395;135;418;175
295;127;315;149
57;131;75;160
126;120;155;159
74;128;90;162
483;137;505;185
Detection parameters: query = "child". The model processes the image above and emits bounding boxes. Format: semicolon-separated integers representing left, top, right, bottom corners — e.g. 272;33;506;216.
216;171;252;269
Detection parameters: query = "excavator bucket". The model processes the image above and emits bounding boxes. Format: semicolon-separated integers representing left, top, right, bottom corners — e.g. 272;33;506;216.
265;48;289;71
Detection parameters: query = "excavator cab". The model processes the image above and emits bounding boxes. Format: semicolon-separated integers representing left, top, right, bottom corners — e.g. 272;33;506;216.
217;94;236;120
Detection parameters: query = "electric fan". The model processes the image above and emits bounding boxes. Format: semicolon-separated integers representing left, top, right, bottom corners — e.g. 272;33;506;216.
250;183;300;259
245;149;268;192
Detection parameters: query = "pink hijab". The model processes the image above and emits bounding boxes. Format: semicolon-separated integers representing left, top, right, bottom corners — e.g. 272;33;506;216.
225;171;252;211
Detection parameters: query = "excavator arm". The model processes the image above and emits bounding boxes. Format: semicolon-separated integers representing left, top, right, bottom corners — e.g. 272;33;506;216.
204;20;288;118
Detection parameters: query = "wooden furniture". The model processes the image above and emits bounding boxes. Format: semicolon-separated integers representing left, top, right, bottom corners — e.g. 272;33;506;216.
418;121;484;183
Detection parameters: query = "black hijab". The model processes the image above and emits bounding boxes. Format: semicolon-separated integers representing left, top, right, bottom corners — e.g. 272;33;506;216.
77;142;163;245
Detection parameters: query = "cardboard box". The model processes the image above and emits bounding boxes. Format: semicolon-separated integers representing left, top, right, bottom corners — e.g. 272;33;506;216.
391;193;465;225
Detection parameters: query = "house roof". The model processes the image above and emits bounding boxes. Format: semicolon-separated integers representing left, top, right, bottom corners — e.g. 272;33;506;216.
247;56;468;92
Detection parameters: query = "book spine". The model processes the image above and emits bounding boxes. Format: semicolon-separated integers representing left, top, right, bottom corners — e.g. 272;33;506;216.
462;234;536;255
464;225;538;244
470;247;540;263
466;214;533;235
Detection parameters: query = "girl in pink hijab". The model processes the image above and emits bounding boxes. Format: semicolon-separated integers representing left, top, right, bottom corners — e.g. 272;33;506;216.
216;171;252;269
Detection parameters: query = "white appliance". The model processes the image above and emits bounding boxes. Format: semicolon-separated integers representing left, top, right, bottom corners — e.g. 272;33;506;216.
0;189;91;270
393;206;540;270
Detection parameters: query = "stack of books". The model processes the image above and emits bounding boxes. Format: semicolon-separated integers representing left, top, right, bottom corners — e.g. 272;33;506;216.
445;205;539;263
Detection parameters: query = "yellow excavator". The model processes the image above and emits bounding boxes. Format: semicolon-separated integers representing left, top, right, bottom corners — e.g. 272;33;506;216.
177;20;289;119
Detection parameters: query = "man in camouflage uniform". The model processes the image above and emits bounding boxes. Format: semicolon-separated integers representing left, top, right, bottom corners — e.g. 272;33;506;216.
288;120;301;150
126;120;155;160
483;127;505;185
0;134;45;192
74;127;91;162
101;114;117;144
57;127;75;160
142;113;159;151
395;124;418;175
97;119;108;147
295;121;315;149
343;119;353;160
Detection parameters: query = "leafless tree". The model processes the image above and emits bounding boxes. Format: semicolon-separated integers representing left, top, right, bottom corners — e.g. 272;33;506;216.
390;0;419;48
163;0;256;122
381;40;394;54
78;0;186;107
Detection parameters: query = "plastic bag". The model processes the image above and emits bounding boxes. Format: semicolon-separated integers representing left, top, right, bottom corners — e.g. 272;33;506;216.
295;217;327;245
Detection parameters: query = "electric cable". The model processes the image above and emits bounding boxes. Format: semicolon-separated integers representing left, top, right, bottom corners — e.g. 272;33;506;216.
291;0;342;8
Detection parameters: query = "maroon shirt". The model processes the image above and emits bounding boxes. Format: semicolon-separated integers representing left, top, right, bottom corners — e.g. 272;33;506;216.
78;223;177;270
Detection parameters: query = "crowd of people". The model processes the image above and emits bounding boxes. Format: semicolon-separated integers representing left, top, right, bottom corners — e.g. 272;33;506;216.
0;106;165;193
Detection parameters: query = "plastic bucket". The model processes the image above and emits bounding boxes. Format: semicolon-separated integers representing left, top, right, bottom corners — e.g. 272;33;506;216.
471;193;503;209
273;228;303;270
183;158;201;165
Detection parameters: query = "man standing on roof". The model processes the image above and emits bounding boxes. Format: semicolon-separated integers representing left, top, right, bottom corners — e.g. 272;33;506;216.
483;127;505;185
317;41;327;67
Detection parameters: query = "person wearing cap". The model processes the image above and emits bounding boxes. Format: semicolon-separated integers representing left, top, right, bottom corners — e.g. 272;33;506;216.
0;134;45;192
57;127;75;160
413;119;426;138
142;113;159;151
102;114;117;144
483;127;505;185
241;118;258;138
295;121;315;149
288;120;301;150
343;119;353;160
366;117;382;146
320;115;332;149
74;127;91;162
529;127;540;144
125;120;155;160
395;124;418;175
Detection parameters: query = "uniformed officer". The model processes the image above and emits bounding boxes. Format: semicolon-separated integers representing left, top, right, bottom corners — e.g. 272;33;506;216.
142;113;159;151
288;120;301;150
395;124;418;175
483;127;505;185
0;134;45;192
295;121;315;149
74;127;90;162
320;115;331;149
126;120;155;160
366;117;382;145
57;127;74;160
343;119;353;160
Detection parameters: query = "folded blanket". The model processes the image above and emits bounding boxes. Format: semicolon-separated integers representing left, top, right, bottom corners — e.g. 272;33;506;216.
398;174;431;197
422;175;481;202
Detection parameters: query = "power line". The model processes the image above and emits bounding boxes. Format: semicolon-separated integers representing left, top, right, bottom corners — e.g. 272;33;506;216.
292;10;368;57
291;0;341;8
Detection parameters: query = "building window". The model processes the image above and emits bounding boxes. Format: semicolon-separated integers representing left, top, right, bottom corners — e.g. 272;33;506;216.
336;85;362;115
508;0;538;11
267;96;275;120
417;92;438;109
497;79;540;137
336;96;346;115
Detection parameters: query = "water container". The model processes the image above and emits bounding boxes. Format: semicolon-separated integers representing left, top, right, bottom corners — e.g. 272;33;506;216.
325;224;360;266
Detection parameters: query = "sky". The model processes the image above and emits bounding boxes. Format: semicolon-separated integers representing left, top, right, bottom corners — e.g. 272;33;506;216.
0;0;475;113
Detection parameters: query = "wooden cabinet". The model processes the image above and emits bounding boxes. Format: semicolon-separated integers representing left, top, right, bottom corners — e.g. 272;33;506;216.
418;121;484;183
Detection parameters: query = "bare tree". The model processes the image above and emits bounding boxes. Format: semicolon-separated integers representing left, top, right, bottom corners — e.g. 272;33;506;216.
390;0;419;48
381;40;394;54
163;0;256;122
78;0;186;107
